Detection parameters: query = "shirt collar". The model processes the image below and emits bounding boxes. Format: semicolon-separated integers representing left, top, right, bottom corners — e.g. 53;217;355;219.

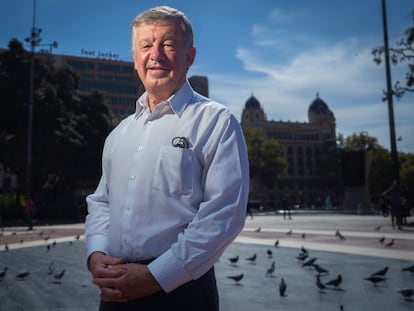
135;80;194;119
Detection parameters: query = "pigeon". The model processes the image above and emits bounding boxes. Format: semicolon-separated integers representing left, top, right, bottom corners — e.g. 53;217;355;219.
335;230;346;240
385;239;394;247
301;246;308;255
48;262;55;275
316;275;326;291
274;240;279;247
266;249;273;258
246;253;257;264
371;266;388;277
364;275;386;286
302;233;306;239
16;272;30;281
313;264;329;275
228;256;239;265
4;244;9;252
266;261;275;277
0;267;8;281
286;229;292;235
227;273;243;285
302;257;317;268
398;288;414;301
401;264;414;274
326;274;342;289
296;252;308;262
53;270;66;283
279;277;287;297
255;226;261;232
375;225;381;231
379;236;385;243
75;234;80;240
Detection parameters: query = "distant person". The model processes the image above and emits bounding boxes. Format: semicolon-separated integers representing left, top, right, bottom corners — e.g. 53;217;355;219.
282;196;291;220
382;180;402;230
24;195;34;230
379;195;389;217
246;204;254;219
85;6;249;311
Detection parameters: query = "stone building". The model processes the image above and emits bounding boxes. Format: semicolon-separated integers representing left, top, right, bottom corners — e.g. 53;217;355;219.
241;93;342;210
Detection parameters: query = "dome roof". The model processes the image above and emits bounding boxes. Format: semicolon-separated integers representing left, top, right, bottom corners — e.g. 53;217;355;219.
245;94;261;109
308;93;331;115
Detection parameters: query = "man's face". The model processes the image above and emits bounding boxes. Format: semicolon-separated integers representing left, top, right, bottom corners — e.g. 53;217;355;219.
132;18;196;101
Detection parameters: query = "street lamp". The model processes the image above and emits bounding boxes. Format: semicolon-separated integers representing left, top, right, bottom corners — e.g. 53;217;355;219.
39;41;58;54
24;0;57;194
381;0;400;185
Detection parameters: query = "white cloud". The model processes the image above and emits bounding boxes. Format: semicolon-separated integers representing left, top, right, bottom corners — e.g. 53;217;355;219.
197;5;414;152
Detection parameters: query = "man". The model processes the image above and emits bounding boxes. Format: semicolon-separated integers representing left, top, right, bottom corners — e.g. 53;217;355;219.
85;6;249;310
382;180;402;230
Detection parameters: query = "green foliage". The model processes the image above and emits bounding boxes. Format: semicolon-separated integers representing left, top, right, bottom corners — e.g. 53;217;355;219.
244;128;287;189
342;131;380;151
340;131;414;200
400;153;414;195
372;9;414;98
0;192;24;219
0;39;115;199
368;146;392;195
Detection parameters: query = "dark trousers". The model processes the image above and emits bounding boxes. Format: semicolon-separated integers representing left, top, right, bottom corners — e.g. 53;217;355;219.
99;267;219;311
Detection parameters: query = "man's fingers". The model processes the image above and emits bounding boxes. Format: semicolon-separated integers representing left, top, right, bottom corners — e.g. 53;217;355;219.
93;265;126;279
100;287;128;302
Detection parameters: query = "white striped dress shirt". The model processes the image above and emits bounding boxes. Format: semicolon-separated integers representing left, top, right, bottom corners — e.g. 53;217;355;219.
85;80;249;293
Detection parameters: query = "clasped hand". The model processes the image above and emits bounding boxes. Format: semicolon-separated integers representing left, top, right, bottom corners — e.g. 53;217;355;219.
89;252;162;302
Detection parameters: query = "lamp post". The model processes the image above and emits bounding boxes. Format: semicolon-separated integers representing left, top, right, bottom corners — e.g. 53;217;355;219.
24;0;39;195
24;0;57;194
381;0;400;184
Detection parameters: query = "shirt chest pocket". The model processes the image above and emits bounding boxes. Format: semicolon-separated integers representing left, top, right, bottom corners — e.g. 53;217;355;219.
153;146;194;197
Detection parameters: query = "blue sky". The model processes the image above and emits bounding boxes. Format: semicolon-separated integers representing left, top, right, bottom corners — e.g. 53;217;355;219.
1;0;413;152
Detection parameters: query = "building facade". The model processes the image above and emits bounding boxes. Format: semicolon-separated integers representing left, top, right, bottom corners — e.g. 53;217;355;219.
53;54;143;118
241;94;342;210
53;54;209;119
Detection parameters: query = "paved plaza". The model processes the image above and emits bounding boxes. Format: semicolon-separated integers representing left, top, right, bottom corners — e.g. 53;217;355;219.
0;213;413;310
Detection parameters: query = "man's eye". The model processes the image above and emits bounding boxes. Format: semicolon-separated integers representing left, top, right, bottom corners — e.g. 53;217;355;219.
164;43;175;48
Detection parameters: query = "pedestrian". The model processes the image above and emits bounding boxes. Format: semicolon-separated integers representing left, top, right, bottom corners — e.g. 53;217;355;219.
282;196;291;220
24;195;34;230
85;6;249;311
379;195;389;217
382;180;402;230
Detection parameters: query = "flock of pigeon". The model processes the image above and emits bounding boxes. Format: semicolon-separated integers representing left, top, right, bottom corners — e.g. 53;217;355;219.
0;230;82;285
223;227;414;309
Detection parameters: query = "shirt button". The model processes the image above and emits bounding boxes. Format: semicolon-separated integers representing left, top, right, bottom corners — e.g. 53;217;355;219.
131;175;135;179
138;145;143;151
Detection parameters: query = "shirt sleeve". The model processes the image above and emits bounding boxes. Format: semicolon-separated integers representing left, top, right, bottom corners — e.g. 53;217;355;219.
84;140;111;259
148;112;249;293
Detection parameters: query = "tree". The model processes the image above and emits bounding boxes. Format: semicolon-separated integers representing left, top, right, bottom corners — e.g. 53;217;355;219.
399;153;414;199
342;131;380;151
244;128;287;190
0;39;115;219
372;9;414;98
339;131;391;196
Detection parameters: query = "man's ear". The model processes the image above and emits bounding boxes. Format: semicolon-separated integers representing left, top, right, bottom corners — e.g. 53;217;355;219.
186;47;196;68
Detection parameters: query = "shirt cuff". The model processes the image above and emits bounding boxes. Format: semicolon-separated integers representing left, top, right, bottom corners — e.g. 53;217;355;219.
147;249;192;293
86;234;108;258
